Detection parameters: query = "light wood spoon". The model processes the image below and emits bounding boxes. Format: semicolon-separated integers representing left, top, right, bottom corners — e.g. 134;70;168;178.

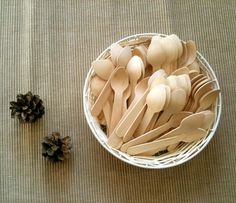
115;88;150;138
110;43;122;65
191;77;211;96
189;81;215;112
120;111;192;152
126;56;144;103
155;88;187;127
91;67;123;117
133;45;147;67
90;76;106;100
147;36;167;71
184;40;197;66
92;59;115;80
128;77;149;110
127;128;206;155
110;68;129;133
196;89;220;112
167;110;215;151
122;105;147;142
157;112;205;140
177;41;188;68
177;74;191;96
147;85;171;131
135;85;166;136
117;46;132;67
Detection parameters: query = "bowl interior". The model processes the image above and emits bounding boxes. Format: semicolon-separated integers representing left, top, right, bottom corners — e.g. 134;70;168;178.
83;33;222;169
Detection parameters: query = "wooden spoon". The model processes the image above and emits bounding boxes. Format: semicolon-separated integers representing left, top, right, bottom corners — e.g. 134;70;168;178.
92;59;115;80
162;37;178;74
155;88;187;127
127;128;206;155
120;111;192;152
191;78;211;96
133;45;147;67
166;75;178;91
201;110;215;129
126;56;144;103
115;87;150;138
128;77;149;110
91;67;123;117
167;34;183;72
122;105;147;142
177;74;191;96
147;36;166;71
135;85;166;136
147;85;171;131
90;76;106;99
184;74;205;110
177;41;188;68
110;68;129;133
189;81;215;112
191;76;208;92
167;110;214;151
110;43;122;65
184;40;197;66
196;89;220;112
155;113;204;141
169;34;183;58
117;46;132;67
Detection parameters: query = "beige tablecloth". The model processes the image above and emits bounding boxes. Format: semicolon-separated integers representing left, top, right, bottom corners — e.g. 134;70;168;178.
0;0;236;202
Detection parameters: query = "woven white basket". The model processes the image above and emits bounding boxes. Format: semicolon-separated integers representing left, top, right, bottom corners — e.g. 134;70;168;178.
83;33;222;169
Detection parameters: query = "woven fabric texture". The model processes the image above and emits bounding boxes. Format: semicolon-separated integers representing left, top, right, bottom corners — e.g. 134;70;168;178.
0;0;235;202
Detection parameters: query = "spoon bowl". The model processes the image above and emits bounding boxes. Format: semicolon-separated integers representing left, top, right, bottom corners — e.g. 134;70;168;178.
92;59;115;80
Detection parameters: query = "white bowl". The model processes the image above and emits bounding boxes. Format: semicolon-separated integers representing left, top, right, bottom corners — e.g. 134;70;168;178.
83;33;222;169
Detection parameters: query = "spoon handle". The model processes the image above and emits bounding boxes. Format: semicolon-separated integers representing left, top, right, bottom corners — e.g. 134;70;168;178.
110;92;123;133
103;101;111;134
107;131;123;149
146;113;159;131
116;90;149;137
135;107;154;137
133;128;207;156
91;68;120;117
154;111;171;128
120;121;170;152
123;104;146;143
126;135;185;155
128;81;136;105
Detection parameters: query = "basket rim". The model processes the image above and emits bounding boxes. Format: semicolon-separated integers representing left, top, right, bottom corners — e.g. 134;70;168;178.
83;33;222;169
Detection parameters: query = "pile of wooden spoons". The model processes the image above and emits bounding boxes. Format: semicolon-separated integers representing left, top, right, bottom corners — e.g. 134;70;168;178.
90;34;220;157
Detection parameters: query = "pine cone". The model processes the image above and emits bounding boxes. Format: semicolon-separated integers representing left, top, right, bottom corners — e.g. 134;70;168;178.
42;132;72;162
10;91;45;122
